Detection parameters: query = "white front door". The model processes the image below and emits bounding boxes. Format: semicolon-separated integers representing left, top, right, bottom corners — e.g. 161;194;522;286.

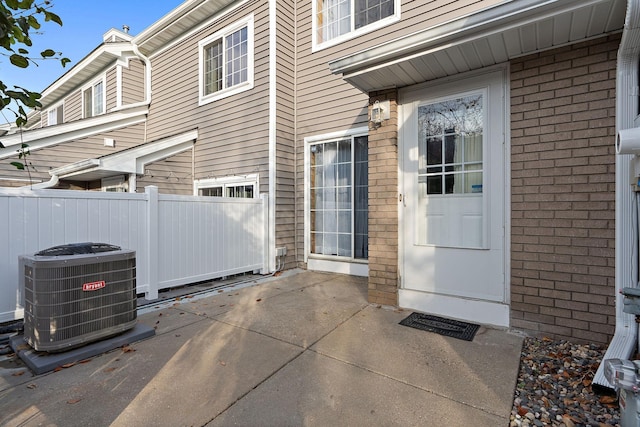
399;68;509;327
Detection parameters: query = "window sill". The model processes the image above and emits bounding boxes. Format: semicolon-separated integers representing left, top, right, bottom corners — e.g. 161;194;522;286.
198;81;253;106
312;14;401;53
307;256;369;277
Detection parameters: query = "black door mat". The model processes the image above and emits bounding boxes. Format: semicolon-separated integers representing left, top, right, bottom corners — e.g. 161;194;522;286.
399;312;480;341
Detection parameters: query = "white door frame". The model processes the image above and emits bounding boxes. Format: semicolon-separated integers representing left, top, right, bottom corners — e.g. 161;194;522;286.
398;65;511;327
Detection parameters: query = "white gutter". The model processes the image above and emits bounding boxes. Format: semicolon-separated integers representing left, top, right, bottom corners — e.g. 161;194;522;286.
593;0;640;391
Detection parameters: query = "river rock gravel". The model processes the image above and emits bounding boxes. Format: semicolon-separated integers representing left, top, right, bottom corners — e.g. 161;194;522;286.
510;337;621;427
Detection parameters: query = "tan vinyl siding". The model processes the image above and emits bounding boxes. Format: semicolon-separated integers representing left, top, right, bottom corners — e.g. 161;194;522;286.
136;148;194;195
0;123;146;189
122;58;146;105
64;91;82;122
106;67;118;111
146;1;271;198
275;0;296;268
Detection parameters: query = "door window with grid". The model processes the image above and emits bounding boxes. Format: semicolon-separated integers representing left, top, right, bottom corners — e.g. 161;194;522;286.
417;93;485;248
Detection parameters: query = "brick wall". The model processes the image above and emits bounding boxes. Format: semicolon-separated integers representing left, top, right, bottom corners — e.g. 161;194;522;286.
368;89;399;306
510;34;620;345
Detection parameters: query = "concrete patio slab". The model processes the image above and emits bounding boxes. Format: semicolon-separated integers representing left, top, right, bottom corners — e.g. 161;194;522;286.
0;319;302;427
207;350;507;427
212;282;369;348
0;270;523;427
311;305;523;418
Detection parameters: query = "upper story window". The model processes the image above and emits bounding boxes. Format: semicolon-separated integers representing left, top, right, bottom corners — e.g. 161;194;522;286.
46;104;63;126
198;15;254;105
83;78;105;118
313;0;399;50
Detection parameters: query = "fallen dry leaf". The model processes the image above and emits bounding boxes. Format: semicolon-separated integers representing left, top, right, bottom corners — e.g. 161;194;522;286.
517;406;528;416
61;362;76;368
583;379;592;387
54;367;63;372
219;360;226;366
122;345;135;353
175;297;182;301
103;367;117;373
67;398;82;404
599;395;617;404
186;295;193;299
26;384;37;389
79;359;91;364
217;289;224;293
12;371;25;377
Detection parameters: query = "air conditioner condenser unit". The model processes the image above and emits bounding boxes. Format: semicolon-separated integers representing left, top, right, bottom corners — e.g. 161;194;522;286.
19;243;137;353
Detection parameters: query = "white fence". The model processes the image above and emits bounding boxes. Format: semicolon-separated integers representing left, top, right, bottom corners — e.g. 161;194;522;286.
0;186;268;323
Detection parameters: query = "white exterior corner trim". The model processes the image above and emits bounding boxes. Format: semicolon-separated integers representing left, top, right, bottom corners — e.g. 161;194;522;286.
594;0;640;391
268;0;277;272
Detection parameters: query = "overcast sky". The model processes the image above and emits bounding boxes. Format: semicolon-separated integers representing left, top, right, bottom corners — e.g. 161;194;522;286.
1;0;182;125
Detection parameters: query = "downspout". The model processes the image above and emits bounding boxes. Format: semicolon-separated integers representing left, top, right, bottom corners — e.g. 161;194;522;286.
593;0;640;391
30;174;59;189
110;43;152;112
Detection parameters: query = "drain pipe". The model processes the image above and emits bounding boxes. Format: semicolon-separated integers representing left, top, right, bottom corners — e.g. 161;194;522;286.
30;174;59;189
593;0;640;391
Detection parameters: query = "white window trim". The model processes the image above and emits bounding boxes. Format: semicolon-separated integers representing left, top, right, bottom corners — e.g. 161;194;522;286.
46;101;64;126
81;76;107;118
193;174;259;197
198;14;254;106
311;0;400;52
304;126;369;266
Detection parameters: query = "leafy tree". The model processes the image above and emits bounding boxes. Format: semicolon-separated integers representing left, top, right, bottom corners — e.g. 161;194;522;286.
0;0;69;129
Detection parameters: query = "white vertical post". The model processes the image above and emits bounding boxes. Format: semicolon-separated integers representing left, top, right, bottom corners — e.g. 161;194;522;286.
261;193;269;274
145;186;159;299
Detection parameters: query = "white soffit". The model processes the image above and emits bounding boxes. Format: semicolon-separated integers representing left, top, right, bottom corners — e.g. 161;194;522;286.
40;42;135;107
329;0;627;92
133;0;238;56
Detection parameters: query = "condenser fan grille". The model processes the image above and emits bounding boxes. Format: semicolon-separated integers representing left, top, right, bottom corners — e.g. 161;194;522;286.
21;248;137;352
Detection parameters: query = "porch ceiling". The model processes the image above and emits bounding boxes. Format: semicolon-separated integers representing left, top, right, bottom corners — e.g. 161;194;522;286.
329;0;627;93
52;129;198;182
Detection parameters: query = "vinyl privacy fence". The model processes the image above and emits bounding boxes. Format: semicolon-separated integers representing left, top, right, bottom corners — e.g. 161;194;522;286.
0;186;268;323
